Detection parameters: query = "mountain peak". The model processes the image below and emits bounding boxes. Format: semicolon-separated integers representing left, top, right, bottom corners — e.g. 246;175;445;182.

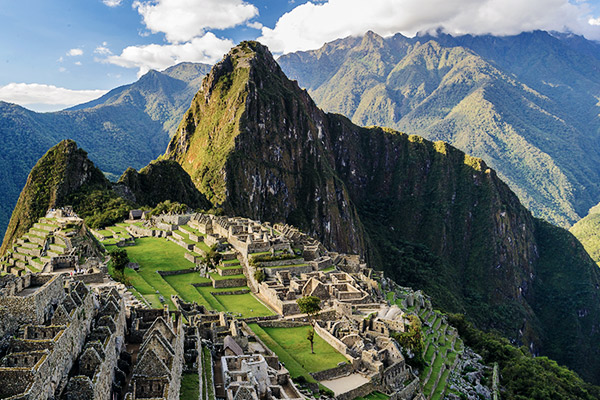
0;139;109;255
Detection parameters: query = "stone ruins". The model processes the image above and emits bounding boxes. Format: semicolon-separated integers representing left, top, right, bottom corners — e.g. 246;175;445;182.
0;209;444;399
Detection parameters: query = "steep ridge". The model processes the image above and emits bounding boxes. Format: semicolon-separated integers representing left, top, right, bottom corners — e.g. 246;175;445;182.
0;140;110;255
166;41;600;382
0;62;210;239
278;31;600;227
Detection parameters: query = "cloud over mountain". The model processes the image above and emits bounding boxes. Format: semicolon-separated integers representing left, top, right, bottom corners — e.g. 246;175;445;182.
259;0;600;53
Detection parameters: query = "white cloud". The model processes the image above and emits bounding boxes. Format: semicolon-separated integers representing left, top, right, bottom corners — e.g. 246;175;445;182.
75;61;82;66
94;45;112;55
104;32;233;76
67;48;83;56
59;67;67;72
133;0;258;42
258;0;600;54
102;0;123;6
0;83;108;111
589;17;600;26
247;21;263;30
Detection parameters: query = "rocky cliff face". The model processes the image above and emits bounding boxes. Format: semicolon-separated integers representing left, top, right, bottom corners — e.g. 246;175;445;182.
168;41;600;382
278;31;600;228
0;140;110;254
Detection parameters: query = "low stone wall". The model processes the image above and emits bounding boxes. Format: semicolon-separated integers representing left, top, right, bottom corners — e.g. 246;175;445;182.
240;315;279;323
192;245;207;257
391;378;419;400
211;277;247;289
256;320;308;329
314;324;356;364
257;258;305;267
158;268;197;277
264;264;313;277
310;362;354;381
184;252;202;264
192;282;212;288
335;382;375;400
218;266;243;276
168;237;193;250
212;289;249;295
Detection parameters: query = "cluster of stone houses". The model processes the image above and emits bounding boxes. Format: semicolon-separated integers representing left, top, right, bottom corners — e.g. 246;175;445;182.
0;209;430;400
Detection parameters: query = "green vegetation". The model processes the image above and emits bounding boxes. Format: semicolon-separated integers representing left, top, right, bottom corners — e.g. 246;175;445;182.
179;373;199;400
201;346;214;400
448;313;600;400
107;236;193;309
296;296;321;353
390;314;425;369
248;324;346;383
570;205;600;267
214;293;273;318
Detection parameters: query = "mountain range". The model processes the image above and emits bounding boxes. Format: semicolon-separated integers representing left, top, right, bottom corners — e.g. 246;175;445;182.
0;62;210;239
3;34;600;388
278;30;600;228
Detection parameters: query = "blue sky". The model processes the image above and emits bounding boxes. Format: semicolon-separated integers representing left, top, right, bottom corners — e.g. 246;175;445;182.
2;0;600;111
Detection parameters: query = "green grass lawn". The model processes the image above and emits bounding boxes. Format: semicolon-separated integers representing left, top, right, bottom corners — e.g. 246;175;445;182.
214;293;274;318
180;373;200;400
107;237;195;309
249;324;347;377
163;273;212;307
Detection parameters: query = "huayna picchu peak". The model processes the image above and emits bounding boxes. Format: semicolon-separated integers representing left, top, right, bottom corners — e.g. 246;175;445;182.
162;41;600;384
2;36;600;400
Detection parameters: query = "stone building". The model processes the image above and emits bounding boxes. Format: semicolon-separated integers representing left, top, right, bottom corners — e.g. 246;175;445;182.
0;278;96;399
125;310;185;400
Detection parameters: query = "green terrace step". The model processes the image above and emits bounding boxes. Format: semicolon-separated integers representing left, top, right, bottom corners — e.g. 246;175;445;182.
29;228;50;237
34;223;58;232
21;241;41;250
49;244;66;253
46;250;62;258
29;258;44;270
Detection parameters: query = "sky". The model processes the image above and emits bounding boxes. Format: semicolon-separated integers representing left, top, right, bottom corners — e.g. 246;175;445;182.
2;0;600;112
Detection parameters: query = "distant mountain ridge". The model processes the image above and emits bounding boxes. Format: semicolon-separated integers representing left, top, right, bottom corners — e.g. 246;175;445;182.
0;62;210;241
278;30;600;228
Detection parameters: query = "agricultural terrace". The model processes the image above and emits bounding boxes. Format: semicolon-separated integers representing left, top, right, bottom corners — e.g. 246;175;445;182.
103;225;274;317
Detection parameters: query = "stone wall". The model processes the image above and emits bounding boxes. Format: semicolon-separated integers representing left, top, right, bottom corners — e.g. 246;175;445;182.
91;295;127;400
310;362;354;381
264;264;313;277
158;268;197;277
218;266;244;276
211;277;247;289
314;323;357;364
0;284;95;399
213;289;249;295
256;258;305;267
335;382;375;400
0;274;65;334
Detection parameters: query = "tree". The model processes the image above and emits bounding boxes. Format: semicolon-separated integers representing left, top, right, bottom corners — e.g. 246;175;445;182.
297;295;321;353
111;248;129;273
